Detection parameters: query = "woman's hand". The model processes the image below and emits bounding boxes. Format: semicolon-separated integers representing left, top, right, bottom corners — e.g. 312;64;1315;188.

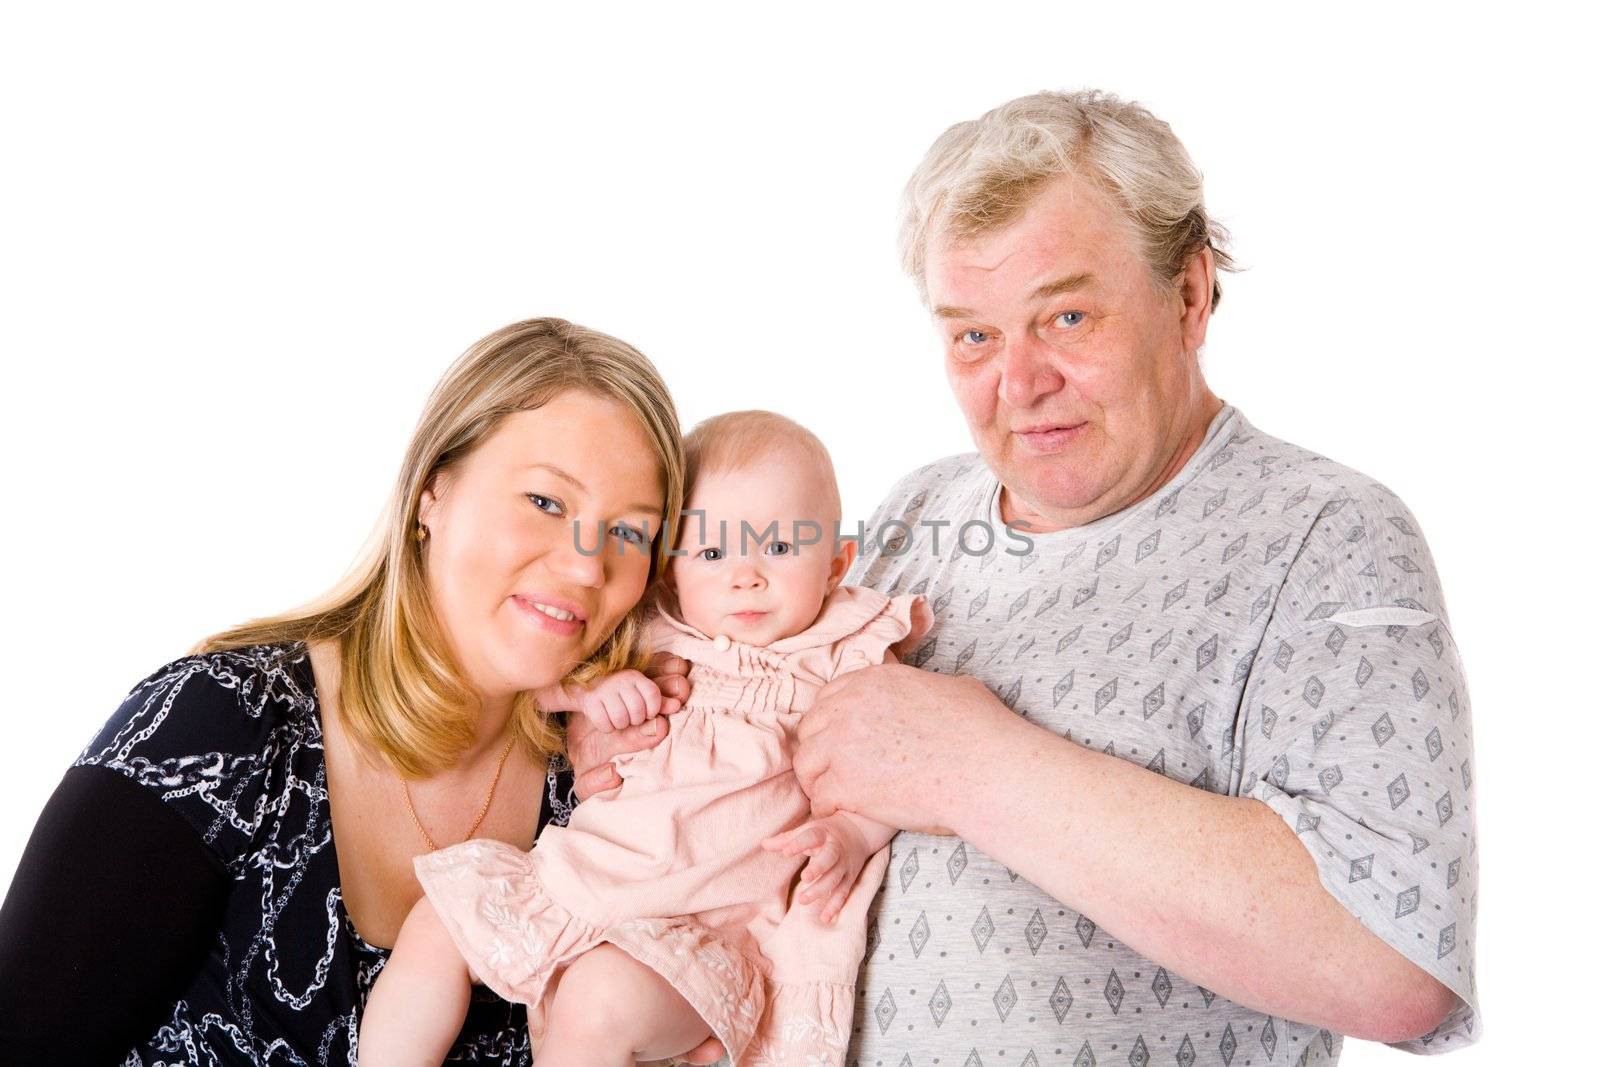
793;664;1025;835
567;653;691;800
761;814;871;925
643;651;692;708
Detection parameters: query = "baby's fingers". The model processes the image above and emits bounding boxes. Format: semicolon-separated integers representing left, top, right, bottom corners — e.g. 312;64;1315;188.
761;824;824;855
602;694;633;732
615;685;647;727
633;678;663;723
799;838;841;881
580;705;617;733
818;881;854;925
799;859;848;906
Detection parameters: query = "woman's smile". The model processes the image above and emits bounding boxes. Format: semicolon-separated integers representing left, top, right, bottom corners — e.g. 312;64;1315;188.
512;593;586;636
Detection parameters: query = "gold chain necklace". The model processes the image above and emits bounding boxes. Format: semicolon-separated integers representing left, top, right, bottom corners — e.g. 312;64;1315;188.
400;733;516;852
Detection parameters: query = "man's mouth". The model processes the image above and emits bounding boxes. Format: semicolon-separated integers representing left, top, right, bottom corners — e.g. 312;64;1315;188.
1014;422;1088;452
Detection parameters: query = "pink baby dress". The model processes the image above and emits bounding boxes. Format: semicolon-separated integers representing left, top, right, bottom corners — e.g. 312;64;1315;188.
414;585;927;1066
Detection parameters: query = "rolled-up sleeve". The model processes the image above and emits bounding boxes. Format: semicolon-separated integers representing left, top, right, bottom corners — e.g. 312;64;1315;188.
1238;485;1481;1052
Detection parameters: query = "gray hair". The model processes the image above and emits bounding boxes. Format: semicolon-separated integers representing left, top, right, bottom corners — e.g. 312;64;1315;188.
899;89;1235;309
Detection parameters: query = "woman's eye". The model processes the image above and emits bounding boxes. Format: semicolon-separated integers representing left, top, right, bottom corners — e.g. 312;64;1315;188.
698;547;723;562
525;492;564;516
609;523;647;546
766;541;793;557
1053;311;1085;328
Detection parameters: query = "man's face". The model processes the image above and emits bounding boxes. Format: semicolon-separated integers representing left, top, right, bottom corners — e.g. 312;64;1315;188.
924;175;1214;532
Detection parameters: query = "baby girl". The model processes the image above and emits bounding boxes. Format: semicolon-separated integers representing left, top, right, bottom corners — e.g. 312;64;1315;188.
359;410;930;1066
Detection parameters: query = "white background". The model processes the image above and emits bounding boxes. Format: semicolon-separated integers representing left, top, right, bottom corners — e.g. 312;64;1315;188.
2;3;1593;1061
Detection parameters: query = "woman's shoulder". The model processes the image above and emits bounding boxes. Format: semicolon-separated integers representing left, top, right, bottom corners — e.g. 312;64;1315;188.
77;641;320;772
73;641;325;863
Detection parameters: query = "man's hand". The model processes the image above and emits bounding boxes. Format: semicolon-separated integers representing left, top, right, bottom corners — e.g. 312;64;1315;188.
794;663;1025;834
567;652;692;800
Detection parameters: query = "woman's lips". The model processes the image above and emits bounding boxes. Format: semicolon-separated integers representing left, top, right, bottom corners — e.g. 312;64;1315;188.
1014;422;1088;454
512;594;584;636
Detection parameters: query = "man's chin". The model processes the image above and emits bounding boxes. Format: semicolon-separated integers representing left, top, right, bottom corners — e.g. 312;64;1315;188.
998;469;1113;528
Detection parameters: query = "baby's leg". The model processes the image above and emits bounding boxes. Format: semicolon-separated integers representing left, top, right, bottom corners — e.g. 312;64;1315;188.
536;944;711;1067
357;896;474;1066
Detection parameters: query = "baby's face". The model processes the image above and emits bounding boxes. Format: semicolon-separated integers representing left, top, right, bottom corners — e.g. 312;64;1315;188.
667;454;847;647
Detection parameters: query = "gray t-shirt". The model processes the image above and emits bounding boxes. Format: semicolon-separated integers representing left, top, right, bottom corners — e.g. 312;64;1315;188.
843;406;1480;1066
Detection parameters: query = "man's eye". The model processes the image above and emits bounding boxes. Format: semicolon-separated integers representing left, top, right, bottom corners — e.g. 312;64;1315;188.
766;542;793;557
1054;311;1085;328
960;329;989;345
610;523;647;546
525;492;564;515
698;547;723;562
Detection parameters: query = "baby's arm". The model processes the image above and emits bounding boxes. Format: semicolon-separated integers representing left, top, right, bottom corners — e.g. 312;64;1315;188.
533;671;675;733
762;594;933;919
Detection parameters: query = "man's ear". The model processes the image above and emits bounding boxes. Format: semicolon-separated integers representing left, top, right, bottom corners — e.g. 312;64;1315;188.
1177;245;1216;356
825;535;859;592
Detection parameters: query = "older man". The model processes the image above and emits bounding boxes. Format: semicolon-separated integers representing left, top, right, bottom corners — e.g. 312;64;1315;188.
574;90;1480;1066
795;90;1480;1065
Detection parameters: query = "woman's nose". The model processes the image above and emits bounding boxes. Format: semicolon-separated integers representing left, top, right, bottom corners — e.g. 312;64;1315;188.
548;525;607;587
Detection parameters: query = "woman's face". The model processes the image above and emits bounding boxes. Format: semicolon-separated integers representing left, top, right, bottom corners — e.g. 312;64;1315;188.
417;390;665;704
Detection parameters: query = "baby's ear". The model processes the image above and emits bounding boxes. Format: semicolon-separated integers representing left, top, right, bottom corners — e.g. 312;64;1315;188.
825;536;858;591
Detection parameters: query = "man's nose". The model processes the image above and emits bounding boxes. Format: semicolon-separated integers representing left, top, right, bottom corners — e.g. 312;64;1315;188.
997;333;1066;409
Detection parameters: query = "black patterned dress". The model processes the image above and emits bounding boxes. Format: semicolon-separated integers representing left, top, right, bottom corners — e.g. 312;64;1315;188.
0;641;576;1065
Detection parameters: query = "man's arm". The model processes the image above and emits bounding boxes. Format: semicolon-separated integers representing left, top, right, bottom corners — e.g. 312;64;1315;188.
796;663;1462;1045
950;711;1459;1043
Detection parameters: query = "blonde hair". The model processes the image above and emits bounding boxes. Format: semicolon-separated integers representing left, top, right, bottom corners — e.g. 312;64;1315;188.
900;88;1236;309
682;410;839;517
196;318;685;778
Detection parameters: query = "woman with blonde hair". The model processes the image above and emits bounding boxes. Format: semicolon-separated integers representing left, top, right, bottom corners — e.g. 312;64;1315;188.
0;317;722;1065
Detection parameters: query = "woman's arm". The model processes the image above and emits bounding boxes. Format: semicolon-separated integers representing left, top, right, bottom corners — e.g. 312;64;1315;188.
0;765;229;1059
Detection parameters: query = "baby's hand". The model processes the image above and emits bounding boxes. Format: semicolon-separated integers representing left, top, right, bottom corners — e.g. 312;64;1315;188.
573;670;666;733
761;814;870;925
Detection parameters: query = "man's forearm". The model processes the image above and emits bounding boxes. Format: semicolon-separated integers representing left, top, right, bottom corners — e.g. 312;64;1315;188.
946;721;1456;1043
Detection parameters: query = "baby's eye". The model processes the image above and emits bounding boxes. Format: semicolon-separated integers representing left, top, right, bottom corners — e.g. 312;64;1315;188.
1053;311;1085;328
765;541;793;557
609;523;647;546
698;547;724;562
525;492;564;516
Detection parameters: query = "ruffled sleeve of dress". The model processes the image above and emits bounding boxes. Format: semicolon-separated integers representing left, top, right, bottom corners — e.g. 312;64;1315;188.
769;585;930;681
